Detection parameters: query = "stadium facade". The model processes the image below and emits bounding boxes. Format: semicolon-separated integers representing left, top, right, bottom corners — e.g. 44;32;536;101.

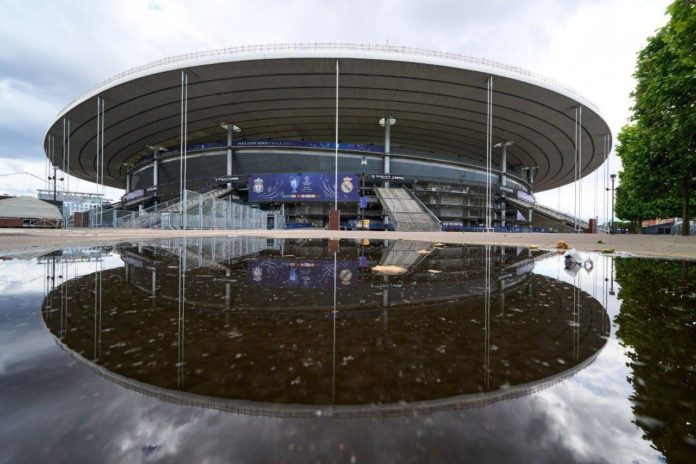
43;44;611;230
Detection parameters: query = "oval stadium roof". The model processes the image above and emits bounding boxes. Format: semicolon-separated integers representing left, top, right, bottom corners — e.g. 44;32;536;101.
44;43;612;193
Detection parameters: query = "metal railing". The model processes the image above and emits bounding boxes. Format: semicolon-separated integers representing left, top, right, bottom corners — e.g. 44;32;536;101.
90;190;284;230
58;43;599;118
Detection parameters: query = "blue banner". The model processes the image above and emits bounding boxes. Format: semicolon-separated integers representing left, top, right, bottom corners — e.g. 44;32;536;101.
249;172;359;202
248;259;358;288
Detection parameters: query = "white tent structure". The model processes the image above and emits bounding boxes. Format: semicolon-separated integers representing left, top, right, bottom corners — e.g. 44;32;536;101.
0;196;63;228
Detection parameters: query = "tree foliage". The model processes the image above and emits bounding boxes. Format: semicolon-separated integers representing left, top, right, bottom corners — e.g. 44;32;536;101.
615;0;696;235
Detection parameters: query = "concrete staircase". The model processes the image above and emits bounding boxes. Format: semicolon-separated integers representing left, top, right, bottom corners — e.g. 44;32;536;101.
374;187;441;232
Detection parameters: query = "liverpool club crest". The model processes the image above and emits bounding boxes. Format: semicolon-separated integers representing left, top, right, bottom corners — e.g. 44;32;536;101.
253;177;264;193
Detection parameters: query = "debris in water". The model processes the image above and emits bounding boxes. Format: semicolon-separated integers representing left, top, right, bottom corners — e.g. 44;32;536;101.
372;265;407;275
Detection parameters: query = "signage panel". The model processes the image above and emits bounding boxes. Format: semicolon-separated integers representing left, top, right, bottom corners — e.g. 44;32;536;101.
215;176;240;184
517;190;535;203
248;172;358;202
371;174;405;181
248;259;358;288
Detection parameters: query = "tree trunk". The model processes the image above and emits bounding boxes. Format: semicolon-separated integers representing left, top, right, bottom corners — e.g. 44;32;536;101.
682;176;690;236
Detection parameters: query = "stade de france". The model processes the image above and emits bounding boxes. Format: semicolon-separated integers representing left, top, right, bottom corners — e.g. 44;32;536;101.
43;44;611;232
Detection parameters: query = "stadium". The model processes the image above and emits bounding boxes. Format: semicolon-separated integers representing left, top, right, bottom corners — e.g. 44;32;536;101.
43;44;611;231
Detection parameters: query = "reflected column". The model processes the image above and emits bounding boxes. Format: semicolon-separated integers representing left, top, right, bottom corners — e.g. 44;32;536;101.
177;238;187;389
484;244;491;391
93;254;103;361
332;249;337;404
151;268;157;305
573;272;581;361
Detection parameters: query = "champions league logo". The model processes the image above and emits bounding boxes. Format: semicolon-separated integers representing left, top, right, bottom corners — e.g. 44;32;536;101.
340;176;354;194
253;177;264;193
290;176;300;193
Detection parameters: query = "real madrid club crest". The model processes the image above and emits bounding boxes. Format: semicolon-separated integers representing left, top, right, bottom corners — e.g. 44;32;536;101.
340;176;354;194
253;177;264;193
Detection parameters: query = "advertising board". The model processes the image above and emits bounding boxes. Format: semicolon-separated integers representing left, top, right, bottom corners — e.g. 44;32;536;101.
248;172;358;202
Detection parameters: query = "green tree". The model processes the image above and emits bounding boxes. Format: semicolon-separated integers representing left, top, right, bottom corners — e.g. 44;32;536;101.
615;185;646;232
615;0;696;235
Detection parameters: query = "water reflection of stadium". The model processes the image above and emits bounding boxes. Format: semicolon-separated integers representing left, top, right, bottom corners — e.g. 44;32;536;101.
41;237;609;418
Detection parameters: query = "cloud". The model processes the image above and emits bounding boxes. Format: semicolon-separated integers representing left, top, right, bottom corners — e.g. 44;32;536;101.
0;0;672;218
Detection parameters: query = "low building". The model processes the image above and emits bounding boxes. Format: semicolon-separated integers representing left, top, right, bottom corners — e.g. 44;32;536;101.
0;196;64;228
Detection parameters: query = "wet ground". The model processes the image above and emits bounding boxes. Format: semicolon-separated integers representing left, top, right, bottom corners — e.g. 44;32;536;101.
0;237;694;463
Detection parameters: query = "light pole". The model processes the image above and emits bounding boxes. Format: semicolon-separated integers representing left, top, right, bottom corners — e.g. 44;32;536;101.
360;156;367;228
48;167;63;202
378;116;396;187
219;123;241;186
494;141;513;228
609;173;616;233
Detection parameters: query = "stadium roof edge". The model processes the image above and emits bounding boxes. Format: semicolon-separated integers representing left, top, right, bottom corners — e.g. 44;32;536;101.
54;43;606;124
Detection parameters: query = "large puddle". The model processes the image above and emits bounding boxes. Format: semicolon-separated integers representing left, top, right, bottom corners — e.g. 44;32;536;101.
1;237;694;463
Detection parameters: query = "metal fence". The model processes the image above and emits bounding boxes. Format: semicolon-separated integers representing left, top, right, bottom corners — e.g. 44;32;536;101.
89;191;285;230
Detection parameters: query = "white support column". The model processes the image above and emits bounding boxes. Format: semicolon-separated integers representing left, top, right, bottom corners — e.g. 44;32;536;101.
180;70;189;230
62;118;66;193
500;143;507;187
573;106;582;233
95;97;105;227
485;77;494;232
66;118;71;195
501;143;506;228
331;59;340;228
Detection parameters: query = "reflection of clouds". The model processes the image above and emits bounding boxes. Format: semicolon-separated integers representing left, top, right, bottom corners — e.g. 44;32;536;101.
0;246;667;462
0;294;54;375
4;319;663;463
0;260;46;295
0;252;123;296
3;346;662;464
535;339;660;463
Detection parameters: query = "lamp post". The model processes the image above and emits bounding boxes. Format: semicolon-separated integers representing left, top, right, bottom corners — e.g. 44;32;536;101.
378;116;396;187
48;167;63;201
610;174;616;233
608;173;616;233
219;123;241;185
521;166;538;228
360;156;367;228
379;116;396;227
494;141;514;228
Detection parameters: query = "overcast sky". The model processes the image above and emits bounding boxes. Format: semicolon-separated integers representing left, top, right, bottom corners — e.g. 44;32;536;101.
0;0;671;220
